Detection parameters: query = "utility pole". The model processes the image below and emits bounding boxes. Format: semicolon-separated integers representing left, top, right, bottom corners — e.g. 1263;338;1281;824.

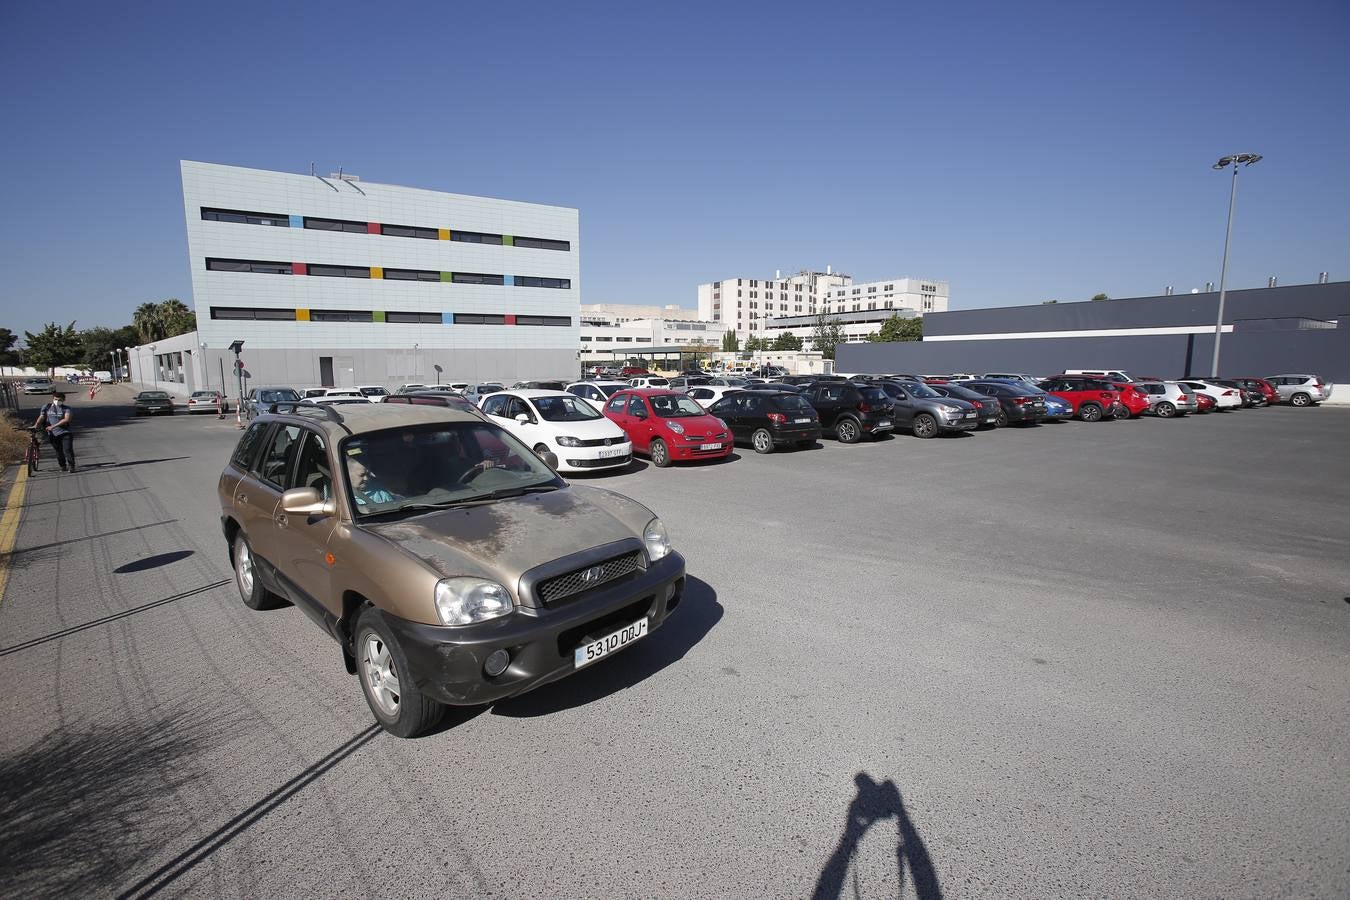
1210;153;1262;377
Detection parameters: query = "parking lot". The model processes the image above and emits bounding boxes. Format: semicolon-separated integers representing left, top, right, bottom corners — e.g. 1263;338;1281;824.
2;385;1348;898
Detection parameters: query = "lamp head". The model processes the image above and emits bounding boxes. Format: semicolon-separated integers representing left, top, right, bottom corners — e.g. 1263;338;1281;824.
1214;153;1263;169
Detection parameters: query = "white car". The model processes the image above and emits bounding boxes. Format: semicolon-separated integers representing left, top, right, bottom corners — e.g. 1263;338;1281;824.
323;388;366;401
355;385;390;402
22;378;55;395
1178;379;1243;409
396;383;428;394
446;382;470;394
186;390;230;414
628;376;670;389
463;383;506;406
479;390;632;474
686;385;743;410
565;381;630;412
94;370;114;384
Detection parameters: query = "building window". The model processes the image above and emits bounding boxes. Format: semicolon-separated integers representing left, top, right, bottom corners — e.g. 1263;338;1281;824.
206;258;293;275
381;223;439;240
514;276;572;289
580;336;592;342
885;284;894;291
451;272;505;285
386;311;442;323
615;337;633;342
308;264;371;279
209;306;297;320
450;230;504;245
513;236;570;251
594;336;613;342
201;207;289;227
303;216;368;234
310;310;373;322
384;268;441;282
516;315;572;326
453;313;507;324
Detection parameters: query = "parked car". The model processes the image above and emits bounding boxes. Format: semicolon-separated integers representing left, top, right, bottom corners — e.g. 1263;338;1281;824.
480;390;632;474
1107;382;1152;418
981;373;1040;385
218;403;685;737
874;380;978;438
1178;379;1242;411
133;390;175;416
565;381;630;412
382;391;481;415
923;382;1003;427
629;376;670;389
302;388;329;399
799;381;894;443
1064;369;1137;382
1193;391;1217;413
619;366;651;378
94;370;114;384
708;377;751;387
395;384;428;394
462;383;506;406
187;390;229;414
301;396;372;407
355;385;391;402
666;376;712;390
1132;381;1196;417
686;385;743;410
1036;377;1122;422
708;390;820;453
1230;377;1279;405
244;386;301;419
1003;384;1073;421
324;389;366;401
960;381;1049;426
22;377;55;395
1265;374;1332;406
1208;379;1265;407
603;389;732;467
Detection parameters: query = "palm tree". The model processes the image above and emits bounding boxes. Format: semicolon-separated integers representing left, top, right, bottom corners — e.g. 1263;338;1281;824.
157;298;196;337
133;302;162;344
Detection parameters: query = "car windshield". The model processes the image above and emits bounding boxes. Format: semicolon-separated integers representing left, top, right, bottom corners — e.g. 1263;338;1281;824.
533;395;601;422
140;392;170;399
476;384;504;394
191;391;215;398
902;382;940;399
259;389;300;403
650;394;705;417
359;387;389;396
599;384;625;397
723;378;748;386
344;423;559;518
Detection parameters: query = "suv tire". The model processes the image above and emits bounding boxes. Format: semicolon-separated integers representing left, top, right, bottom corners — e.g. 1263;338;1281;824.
354;606;445;738
912;413;938;439
751;428;775;454
1155;401;1176;418
1079;403;1103;422
1290;392;1312;407
835;418;861;444
233;534;284;610
649;438;671;467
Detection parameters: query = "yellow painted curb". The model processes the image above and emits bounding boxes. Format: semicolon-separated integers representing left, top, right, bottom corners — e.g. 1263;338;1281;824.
0;464;31;605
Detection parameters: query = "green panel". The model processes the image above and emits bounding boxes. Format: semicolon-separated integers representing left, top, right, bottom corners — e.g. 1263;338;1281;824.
441;271;453;282
372;310;386;323
502;235;514;246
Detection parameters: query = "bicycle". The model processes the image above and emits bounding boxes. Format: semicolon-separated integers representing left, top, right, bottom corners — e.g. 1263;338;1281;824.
24;426;40;475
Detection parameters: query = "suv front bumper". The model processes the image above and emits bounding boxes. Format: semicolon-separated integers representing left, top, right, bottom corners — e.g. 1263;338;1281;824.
382;551;686;705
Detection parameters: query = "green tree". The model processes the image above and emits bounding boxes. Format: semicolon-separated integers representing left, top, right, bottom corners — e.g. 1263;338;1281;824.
743;334;763;352
23;322;83;374
1090;293;1110;302
158;298;196;337
869;315;923;343
770;331;803;351
80;325;139;370
809;314;847;360
133;302;162;343
0;327;20;367
721;331;739;352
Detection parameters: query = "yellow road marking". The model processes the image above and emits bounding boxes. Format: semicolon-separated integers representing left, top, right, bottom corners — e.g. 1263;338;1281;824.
0;465;31;605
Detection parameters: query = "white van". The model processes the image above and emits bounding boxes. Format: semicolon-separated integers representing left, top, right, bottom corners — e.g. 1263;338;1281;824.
1064;369;1135;382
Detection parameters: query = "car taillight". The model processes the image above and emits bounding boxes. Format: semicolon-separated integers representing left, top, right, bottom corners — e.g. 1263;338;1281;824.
1223;390;1234;396
766;412;787;424
858;401;871;412
1012;396;1029;404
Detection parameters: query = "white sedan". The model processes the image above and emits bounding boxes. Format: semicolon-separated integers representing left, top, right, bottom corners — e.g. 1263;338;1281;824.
565;381;630;413
1178;379;1243;410
480;390;632;473
686;385;743;410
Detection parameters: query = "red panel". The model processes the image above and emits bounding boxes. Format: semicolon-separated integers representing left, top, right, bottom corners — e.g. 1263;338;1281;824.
367;222;381;234
504;314;516;325
292;262;307;276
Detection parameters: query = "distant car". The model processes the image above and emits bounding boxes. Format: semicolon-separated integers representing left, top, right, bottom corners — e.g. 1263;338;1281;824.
134;390;175;416
628;377;670;389
94;370;114;384
355;385;390;402
1178;379;1242;410
999;383;1073;421
244;386;301;419
1230;377;1279;405
707;377;751;387
381;391;482;416
1265;374;1332;407
1207;379;1264;408
1107;382;1152;418
301;396;372;407
323;389;366;401
799;381;894;443
981;373;1040;385
481;390;632;474
395;384;428;394
666;376;712;390
1193;391;1217;413
462;383;506;406
874;380;978;438
1064;369;1136;383
514;380;569;392
709;390;820;453
922;382;1003;428
1036;377;1122;422
566;381;630;412
686;385;743;410
444;382;470;394
303;388;329;399
619;366;651;378
602;389;732;467
187;390;229;414
1132;381;1195;418
959;381;1048;426
22;377;55;395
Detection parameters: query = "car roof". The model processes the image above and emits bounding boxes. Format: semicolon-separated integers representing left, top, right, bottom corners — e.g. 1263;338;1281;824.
257;403;481;435
502;389;584;400
618;388;689;396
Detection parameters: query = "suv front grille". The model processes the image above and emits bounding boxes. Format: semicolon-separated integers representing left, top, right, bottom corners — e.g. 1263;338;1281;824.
538;551;643;605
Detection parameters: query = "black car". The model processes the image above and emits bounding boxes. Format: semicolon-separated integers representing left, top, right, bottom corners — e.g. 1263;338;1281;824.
958;381;1048;426
1210;378;1264;407
800;382;894;443
133;390;175;416
922;382;1002;428
875;380;978;438
709;390;821;453
743;382;802;392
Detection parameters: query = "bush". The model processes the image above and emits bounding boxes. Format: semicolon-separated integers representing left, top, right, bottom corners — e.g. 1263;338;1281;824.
0;413;30;464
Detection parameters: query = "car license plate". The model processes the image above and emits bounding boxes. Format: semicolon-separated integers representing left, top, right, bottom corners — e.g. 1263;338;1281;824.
700;442;722;450
598;447;626;459
963;412;975;418
876;420;892;428
794;417;812;424
575;617;649;669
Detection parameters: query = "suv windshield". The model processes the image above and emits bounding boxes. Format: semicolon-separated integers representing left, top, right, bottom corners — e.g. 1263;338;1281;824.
533;395;601;422
344;423;558;518
901;381;940;399
259;389;300;403
650;394;705;417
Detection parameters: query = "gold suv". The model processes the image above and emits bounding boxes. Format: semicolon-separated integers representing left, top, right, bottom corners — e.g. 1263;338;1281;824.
218;402;685;737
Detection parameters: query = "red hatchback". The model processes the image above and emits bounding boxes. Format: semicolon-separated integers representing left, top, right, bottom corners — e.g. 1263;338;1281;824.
1037;376;1123;422
604;389;733;467
1108;382;1151;419
1232;377;1279;404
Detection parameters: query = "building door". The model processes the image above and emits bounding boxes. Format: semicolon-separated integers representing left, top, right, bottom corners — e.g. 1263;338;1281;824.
335;356;355;388
319;357;334;388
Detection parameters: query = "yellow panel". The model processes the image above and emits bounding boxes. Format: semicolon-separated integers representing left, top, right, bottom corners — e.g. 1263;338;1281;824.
370;267;383;279
296;308;310;321
438;228;450;240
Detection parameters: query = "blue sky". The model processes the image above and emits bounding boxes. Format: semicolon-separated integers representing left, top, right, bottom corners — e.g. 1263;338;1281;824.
1;0;1347;338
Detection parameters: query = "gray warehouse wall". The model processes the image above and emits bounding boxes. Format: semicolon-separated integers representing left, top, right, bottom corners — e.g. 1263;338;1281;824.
837;327;1350;382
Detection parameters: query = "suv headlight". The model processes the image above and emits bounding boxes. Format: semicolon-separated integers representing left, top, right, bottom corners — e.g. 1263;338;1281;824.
555;435;582;447
643;518;671;562
434;578;514;626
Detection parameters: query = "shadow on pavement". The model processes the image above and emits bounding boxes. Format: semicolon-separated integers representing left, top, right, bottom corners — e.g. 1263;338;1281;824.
79;457;191;470
19;487;149;508
812;773;943;900
8;520;179;557
492;575;722;718
113;550;195;573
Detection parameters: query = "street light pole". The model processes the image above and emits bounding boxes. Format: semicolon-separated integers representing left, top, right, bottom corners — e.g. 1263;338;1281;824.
1210;153;1262;378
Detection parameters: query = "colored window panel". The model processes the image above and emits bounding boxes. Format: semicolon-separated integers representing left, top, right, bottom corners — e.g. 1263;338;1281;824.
504;314;517;325
367;222;381;235
296;308;311;321
289;215;302;228
440;271;453;283
292;262;308;276
502;235;514;246
504;275;514;286
442;312;454;325
372;310;386;322
438;228;450;240
370;267;384;279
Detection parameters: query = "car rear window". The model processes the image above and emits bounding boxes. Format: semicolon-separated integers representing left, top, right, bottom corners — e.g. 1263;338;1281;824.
774;395;814;413
859;387;888;404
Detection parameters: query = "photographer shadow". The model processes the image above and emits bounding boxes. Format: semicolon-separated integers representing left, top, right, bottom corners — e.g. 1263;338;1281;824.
813;773;943;900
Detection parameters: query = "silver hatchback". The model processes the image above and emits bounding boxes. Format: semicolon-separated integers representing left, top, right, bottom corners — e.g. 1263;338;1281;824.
1134;381;1197;417
1266;374;1333;406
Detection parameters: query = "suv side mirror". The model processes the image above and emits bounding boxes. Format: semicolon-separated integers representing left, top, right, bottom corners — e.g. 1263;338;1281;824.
281;486;337;517
514;413;531;424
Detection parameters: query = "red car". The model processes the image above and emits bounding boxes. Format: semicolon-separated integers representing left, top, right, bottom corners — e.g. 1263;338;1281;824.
1108;382;1151;419
603;389;732;467
1037;376;1123;422
1194;392;1217;413
1231;377;1279;404
619;366;651;378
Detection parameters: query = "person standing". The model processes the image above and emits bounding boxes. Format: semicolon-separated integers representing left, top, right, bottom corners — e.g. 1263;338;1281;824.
33;390;75;472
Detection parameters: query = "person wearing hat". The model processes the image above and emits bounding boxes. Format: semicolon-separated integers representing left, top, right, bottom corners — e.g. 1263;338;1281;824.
33;390;75;472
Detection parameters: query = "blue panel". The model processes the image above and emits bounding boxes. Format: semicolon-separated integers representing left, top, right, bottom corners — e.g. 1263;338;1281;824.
503;275;513;286
441;312;454;325
289;214;302;228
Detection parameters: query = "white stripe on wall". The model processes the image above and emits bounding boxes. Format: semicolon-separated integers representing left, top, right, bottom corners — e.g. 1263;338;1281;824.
925;324;1236;342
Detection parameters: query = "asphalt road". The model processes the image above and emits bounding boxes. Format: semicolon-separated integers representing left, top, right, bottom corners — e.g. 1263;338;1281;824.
2;385;1348;899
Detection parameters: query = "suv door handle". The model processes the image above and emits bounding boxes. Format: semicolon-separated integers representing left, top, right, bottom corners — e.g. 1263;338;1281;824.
274;513;289;528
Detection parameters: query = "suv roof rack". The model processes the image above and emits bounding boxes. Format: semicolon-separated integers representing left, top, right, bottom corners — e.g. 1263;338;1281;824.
266;402;353;434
